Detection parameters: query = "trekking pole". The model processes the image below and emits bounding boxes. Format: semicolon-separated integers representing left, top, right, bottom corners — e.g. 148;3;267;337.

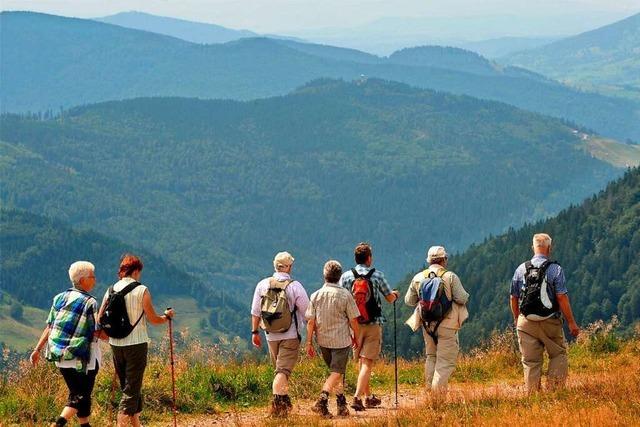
167;308;178;427
393;295;398;408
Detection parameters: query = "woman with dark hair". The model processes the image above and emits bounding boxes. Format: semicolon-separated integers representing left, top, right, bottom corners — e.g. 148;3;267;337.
30;261;102;427
100;254;174;427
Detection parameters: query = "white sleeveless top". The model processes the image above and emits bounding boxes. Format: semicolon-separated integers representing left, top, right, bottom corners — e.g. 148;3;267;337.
102;277;150;346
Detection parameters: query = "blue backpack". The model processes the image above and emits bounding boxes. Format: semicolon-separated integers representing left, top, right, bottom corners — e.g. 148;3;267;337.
418;268;453;330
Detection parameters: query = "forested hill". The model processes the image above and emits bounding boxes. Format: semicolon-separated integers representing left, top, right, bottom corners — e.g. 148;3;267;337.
2;11;640;141
452;167;640;348
384;167;640;356
0;209;245;340
0;79;623;290
503;12;640;97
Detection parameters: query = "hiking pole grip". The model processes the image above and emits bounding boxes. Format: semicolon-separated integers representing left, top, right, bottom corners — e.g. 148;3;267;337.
166;307;177;427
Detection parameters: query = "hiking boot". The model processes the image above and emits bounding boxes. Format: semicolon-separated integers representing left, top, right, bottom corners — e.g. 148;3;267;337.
336;394;349;417
350;396;366;412
282;394;293;409
365;394;382;408
311;397;333;418
270;394;289;418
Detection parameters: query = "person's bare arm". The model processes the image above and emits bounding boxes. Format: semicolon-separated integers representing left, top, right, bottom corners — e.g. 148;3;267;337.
557;293;580;337
306;318;316;357
142;290;174;325
510;295;520;325
251;315;262;348
384;290;399;303
349;317;359;349
30;325;51;365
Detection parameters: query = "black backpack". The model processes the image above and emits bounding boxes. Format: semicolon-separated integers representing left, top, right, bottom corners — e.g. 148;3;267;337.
519;260;559;320
99;281;144;338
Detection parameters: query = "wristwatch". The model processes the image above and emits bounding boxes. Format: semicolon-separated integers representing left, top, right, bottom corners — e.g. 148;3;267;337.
251;330;259;335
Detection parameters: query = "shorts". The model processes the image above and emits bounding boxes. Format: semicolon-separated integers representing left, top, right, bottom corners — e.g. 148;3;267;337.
267;338;300;377
320;346;350;374
354;323;382;361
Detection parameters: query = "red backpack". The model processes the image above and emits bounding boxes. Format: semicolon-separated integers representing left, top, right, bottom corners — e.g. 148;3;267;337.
351;269;381;324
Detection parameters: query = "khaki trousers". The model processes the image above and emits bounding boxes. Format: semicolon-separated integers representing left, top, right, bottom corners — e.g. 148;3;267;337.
517;316;568;392
423;326;459;391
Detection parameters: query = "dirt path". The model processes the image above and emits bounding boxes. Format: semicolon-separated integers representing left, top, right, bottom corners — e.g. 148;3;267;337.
150;381;528;426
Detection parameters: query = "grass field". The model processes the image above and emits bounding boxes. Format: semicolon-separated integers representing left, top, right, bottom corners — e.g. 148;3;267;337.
1;320;638;426
583;136;640;168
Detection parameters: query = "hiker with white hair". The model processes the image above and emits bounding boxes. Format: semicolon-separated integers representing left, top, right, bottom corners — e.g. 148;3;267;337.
511;233;579;393
405;245;469;392
306;260;360;418
251;251;310;417
30;261;102;427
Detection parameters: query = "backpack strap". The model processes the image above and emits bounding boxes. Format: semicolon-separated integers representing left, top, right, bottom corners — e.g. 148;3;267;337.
364;268;375;280
118;281;144;329
118;281;141;296
351;268;360;279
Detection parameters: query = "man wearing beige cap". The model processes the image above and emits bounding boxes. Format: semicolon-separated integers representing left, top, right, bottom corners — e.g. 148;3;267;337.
251;251;309;417
405;245;469;392
511;233;579;393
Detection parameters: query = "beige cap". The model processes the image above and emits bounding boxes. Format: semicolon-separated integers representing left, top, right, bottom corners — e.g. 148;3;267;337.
273;251;295;270
427;246;448;263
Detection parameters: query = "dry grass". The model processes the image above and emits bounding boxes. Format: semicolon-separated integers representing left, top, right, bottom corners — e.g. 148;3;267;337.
2;321;639;426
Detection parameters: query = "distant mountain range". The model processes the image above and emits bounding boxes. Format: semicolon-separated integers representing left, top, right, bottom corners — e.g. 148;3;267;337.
458;36;562;58
95;11;559;59
1;78;627;290
503;12;640;99
289;11;633;56
95;11;300;44
2;11;639;142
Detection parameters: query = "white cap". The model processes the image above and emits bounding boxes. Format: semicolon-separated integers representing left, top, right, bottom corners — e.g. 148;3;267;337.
427;246;448;264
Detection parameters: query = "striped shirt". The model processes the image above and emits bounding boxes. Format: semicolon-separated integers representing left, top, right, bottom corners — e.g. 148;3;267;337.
101;277;149;346
339;264;392;324
306;282;360;349
45;288;97;367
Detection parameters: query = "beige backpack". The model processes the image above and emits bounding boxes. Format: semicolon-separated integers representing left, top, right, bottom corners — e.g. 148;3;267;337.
260;278;295;333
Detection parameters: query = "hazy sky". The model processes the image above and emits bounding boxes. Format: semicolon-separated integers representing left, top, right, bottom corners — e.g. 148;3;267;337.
3;0;639;35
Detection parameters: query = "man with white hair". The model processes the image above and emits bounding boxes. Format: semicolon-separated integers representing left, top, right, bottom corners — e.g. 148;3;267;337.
511;233;580;393
251;251;309;417
405;245;469;392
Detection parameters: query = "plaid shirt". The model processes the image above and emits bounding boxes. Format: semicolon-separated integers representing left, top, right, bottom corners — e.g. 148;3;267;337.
339;264;392;325
45;288;97;365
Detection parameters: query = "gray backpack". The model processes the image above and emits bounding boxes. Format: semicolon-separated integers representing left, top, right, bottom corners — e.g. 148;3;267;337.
260;278;296;333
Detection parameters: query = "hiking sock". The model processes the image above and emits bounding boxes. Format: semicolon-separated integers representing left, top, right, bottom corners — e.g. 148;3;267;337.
54;417;67;427
319;390;329;401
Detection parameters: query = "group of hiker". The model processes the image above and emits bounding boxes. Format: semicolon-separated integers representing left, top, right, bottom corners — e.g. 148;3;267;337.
30;233;580;425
